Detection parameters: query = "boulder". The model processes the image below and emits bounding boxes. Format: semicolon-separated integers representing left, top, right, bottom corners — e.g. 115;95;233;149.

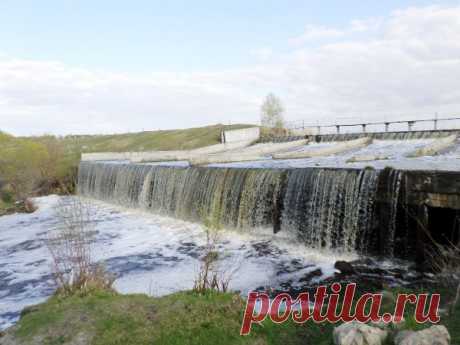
333;321;388;345
394;325;450;345
334;261;356;275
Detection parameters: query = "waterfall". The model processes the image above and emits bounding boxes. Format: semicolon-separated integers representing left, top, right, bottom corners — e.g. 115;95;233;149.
78;162;405;256
313;130;459;142
281;168;379;253
257;130;459;144
78;162;285;229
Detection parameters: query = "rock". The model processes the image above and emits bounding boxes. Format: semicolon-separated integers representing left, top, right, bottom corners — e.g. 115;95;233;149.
333;321;388;345
394;325;450;345
335;261;356;275
299;268;323;282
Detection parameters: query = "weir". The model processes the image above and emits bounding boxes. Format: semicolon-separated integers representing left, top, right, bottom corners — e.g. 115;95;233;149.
310;129;460;142
261;129;460;143
78;161;460;266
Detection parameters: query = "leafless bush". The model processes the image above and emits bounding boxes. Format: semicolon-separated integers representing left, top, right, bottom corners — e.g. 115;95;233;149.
428;242;460;315
46;197;115;296
405;205;460;314
193;217;241;294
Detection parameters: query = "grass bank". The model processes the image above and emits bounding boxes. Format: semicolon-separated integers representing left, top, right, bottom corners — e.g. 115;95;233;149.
0;199;13;216
4;288;459;345
5;290;309;345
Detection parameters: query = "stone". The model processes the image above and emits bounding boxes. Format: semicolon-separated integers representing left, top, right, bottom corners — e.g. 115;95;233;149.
394;325;450;345
333;321;388;345
299;268;323;283
334;261;356;275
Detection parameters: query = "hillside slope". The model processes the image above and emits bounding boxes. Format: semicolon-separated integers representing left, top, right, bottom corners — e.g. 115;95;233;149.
0;124;255;211
26;124;255;153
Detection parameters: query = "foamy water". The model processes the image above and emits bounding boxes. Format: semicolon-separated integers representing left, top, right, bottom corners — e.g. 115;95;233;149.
211;139;460;170
125;139;460;171
0;195;355;330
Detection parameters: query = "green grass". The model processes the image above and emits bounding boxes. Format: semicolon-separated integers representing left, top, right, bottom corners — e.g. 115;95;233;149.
12;290;316;345
9;287;460;345
0;199;14;216
443;298;460;343
27;124;255;153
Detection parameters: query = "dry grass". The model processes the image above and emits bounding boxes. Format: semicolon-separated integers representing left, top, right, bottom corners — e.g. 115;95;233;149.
193;215;240;294
428;243;460;315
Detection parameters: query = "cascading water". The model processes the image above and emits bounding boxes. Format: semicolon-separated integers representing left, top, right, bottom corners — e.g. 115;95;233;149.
314;130;459;142
78;162;407;257
78;162;285;230
281;168;379;253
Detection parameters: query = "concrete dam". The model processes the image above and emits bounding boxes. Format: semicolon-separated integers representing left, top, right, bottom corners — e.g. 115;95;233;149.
78;128;460;267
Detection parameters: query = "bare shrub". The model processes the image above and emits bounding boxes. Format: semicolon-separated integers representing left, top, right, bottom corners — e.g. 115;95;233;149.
193;215;241;294
407;205;460;315
428;242;460;315
46;197;115;296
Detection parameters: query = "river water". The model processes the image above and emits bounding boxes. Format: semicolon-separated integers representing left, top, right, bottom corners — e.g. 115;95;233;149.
0;195;359;330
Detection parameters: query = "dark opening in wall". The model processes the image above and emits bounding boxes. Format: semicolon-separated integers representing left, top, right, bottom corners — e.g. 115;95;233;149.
428;206;460;246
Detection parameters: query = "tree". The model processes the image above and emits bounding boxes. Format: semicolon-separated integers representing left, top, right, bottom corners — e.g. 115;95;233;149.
260;93;285;128
0;139;49;199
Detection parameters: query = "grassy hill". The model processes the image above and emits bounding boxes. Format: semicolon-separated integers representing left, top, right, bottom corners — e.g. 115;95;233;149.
0;124;255;213
27;124;255;153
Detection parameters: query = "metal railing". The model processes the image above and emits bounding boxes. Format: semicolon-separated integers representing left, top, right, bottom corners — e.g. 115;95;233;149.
285;116;460;135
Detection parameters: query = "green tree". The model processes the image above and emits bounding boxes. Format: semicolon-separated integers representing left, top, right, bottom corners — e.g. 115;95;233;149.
260;93;285;128
0;139;49;199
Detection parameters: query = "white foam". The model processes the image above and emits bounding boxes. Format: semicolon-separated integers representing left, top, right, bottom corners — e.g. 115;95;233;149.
0;195;349;330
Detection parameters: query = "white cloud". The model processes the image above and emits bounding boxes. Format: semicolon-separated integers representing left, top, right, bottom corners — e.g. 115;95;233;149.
350;18;384;33
250;48;273;62
1;5;460;135
289;25;344;45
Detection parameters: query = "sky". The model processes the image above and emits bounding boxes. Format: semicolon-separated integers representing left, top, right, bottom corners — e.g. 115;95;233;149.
0;0;459;135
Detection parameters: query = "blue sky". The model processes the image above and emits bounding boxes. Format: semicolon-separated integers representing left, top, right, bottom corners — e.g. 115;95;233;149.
0;0;454;72
0;1;459;135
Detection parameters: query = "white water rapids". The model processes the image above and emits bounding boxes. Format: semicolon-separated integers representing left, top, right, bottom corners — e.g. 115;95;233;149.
0;195;360;330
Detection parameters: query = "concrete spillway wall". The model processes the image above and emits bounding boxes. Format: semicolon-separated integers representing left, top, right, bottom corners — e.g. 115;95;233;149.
78;161;460;265
81;140;255;162
311;129;460;142
189;139;308;165
221;127;260;143
273;137;372;159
